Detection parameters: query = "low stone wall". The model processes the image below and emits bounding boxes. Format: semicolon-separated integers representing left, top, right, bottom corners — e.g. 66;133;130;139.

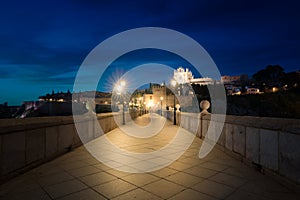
0;111;139;182
166;111;300;185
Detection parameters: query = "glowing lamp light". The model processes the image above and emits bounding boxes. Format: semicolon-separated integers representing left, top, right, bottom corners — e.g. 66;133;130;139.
148;100;154;108
120;80;126;87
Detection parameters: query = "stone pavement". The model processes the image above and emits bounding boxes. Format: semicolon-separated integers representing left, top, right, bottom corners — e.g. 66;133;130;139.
0;114;299;200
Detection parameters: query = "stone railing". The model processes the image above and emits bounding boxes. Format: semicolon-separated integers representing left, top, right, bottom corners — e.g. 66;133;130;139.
165;110;300;185
0;111;139;182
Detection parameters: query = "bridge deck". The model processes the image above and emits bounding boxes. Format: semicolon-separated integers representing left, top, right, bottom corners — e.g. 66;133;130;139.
0;114;299;200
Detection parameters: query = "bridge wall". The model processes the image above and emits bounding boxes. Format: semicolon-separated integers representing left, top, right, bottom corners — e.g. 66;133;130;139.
0;111;139;182
165;111;300;184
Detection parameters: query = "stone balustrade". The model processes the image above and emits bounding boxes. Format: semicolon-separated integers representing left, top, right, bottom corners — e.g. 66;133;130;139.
0;111;139;183
1;109;299;185
165;110;300;184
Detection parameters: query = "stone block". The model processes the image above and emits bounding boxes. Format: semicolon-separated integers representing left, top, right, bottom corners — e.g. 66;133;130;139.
1;132;26;174
94;120;104;138
110;116;118;131
207;121;224;143
190;117;199;134
45;126;59;158
26;129;45;164
58;124;75;152
74;120;94;144
279;132;300;184
225;124;233;151
201;120;209;138
246;127;260;164
260;129;278;171
233;125;246;156
196;119;202;138
99;117;110;134
113;113;122;127
176;112;181;125
180;115;188;130
217;123;226;147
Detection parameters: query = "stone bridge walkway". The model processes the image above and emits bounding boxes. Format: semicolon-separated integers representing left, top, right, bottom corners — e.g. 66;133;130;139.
0;114;299;200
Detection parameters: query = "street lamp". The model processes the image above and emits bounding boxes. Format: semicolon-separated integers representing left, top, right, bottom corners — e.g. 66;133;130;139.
139;97;142;116
171;79;177;125
115;80;126;125
160;97;163;116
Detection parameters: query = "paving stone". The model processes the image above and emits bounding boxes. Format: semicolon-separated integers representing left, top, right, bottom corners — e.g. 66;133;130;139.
150;167;178;178
165;172;204;187
177;156;206;166
169;189;218;200
93;178;137;199
111;188;162;200
105;168;131;178
60;160;89;171
11;188;51;200
44;179;87;199
200;161;229;171
184;166;218;178
57;188;106;200
225;190;269;200
121;173;160;187
239;180;296;200
80;171;117;187
167;161;193;171
209;172;247;188
192;180;234;199
143;179;185;199
67;165;101;177
36;171;74;186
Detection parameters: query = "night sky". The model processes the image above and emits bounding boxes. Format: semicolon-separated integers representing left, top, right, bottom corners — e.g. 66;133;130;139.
0;0;299;105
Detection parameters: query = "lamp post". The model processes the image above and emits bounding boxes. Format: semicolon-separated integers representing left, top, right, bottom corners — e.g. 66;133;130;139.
116;80;126;125
171;79;177;125
139;97;142;116
160;97;163;116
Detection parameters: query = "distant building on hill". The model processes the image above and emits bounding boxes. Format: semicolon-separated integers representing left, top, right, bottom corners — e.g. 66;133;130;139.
39;90;112;105
72;91;112;105
173;67;215;85
221;75;241;84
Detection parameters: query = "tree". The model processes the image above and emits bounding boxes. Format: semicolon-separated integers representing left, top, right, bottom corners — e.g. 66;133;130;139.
284;71;300;88
252;65;286;87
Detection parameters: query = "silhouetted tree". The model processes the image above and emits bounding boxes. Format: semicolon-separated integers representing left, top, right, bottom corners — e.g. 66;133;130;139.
284;71;300;88
253;65;286;87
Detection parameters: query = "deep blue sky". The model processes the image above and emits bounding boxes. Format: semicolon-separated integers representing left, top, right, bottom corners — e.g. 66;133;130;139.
0;0;299;105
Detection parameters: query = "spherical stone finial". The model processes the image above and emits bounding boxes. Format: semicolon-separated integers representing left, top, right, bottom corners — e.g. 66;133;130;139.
86;101;95;114
175;104;180;111
200;100;210;114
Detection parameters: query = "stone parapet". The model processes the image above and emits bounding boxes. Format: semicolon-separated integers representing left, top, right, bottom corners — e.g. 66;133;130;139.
165;111;300;184
0;111;139;183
